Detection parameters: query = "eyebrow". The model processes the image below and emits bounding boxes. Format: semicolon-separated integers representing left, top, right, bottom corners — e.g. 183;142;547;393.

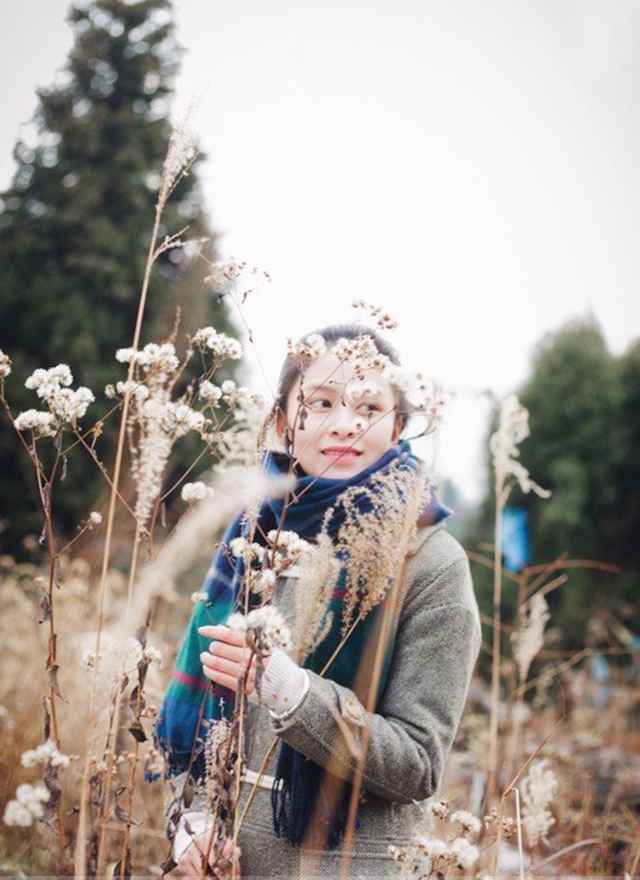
304;383;342;395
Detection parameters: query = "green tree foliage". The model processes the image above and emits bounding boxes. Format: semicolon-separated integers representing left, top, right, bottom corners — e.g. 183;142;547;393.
467;317;638;652
0;0;237;555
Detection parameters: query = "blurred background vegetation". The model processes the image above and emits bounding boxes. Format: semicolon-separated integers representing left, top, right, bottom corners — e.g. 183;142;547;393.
463;317;640;666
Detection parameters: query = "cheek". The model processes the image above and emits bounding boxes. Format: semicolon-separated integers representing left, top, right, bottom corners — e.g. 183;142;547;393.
362;418;393;450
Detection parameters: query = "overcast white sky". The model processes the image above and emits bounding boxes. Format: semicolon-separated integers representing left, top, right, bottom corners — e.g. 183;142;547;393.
2;1;638;502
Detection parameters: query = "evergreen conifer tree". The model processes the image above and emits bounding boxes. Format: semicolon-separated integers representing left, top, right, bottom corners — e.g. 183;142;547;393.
0;0;237;555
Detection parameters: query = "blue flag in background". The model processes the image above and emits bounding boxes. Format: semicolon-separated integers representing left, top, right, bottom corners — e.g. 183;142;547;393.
501;507;529;572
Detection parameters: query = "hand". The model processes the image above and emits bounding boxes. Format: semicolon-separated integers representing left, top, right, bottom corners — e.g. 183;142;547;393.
176;829;241;878
198;625;258;695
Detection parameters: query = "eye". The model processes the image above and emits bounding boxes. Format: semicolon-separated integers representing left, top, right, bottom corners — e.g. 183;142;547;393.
357;401;381;415
308;397;333;411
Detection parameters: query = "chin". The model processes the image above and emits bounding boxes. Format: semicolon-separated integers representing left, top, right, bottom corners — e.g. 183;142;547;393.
325;461;367;478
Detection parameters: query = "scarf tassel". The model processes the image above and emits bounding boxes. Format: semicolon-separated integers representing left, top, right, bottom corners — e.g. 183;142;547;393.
271;742;359;849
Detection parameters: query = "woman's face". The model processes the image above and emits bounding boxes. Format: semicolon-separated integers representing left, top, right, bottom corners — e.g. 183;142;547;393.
281;351;401;479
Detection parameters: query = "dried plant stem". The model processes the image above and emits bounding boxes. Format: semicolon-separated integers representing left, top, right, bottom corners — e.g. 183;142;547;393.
126;524;144;610
71;425;137;520
627;839;640;877
230;689;245;880
75;199;163;879
529;837;601;872
490;723;560;876
1;397;72;871
505;575;526;781
230;623;254;879
118;734;141;879
95;684;125;880
338;555;410;880
486;486;506;805
512;647;589;700
32;442;69;870
513;786;525;880
117;618;153;876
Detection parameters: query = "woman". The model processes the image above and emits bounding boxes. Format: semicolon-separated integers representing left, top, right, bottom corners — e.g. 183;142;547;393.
155;324;481;878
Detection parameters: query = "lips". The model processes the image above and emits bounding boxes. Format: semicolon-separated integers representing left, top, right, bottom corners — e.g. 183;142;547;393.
321;447;363;458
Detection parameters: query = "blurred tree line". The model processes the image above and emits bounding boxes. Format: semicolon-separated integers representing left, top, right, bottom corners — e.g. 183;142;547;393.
0;0;239;558
466;316;640;658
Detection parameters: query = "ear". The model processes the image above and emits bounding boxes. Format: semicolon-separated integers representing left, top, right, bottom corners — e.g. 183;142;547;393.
274;407;290;446
391;411;404;444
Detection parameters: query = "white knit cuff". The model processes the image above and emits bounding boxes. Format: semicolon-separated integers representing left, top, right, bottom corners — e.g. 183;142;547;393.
250;647;309;718
173;810;212;862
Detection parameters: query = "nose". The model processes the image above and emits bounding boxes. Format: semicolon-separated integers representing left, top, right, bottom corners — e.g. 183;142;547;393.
328;402;364;437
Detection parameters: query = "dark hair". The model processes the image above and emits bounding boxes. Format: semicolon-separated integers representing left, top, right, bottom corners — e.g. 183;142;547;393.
258;323;411;450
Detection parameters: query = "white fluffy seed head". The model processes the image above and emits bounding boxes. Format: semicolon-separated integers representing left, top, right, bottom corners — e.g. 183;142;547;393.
0;350;12;378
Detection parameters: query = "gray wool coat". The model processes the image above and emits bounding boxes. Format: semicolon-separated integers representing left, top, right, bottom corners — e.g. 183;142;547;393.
175;521;481;879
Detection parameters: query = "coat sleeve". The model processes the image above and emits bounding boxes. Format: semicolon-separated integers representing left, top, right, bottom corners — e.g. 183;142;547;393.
269;551;482;804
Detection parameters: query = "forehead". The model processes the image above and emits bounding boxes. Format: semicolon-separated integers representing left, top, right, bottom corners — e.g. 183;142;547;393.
296;352;394;396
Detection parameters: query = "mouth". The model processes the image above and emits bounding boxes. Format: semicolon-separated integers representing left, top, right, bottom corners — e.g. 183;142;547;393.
321;447;363;461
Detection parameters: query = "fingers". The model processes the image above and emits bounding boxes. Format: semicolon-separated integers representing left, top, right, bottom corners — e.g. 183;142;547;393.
201;652;245;678
199;624;257;696
201;649;256;694
198;624;246;647
208;639;249;663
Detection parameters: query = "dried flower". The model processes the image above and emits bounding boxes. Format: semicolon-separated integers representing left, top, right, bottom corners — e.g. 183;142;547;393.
266;529;311;558
114;340;210;528
512;592;550;684
199;380;223;403
14;409;57;437
143;645;163;666
0;350;12;378
228;605;292;652
490;395;551;502
254;568;276;595
449;836;479;869
287;333;328;361
428;798;450;820
191;327;242;360
87;511;103;528
15;783;50;819
351;299;399;330
3;799;34;827
161;112;197;202
418;835;450;859
204;258;271;305
203;717;233;803
228;537;266;563
23;364;94;426
343;379;382;406
520;758;557;846
181;481;214;503
450;809;482;836
115;342;180;374
82;649;100;670
331;464;424;636
484;807;516;838
21;739;70;769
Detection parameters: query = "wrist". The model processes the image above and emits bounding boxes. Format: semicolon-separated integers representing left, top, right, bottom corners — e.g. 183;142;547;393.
258;647;308;718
